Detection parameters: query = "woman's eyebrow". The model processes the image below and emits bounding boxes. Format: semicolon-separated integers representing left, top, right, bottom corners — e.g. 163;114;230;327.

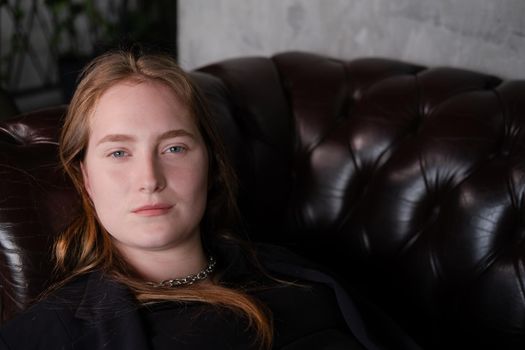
95;130;195;146
158;129;195;141
96;134;135;146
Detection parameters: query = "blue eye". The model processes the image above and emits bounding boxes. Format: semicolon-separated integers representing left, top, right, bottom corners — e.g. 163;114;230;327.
166;146;186;153
110;150;127;158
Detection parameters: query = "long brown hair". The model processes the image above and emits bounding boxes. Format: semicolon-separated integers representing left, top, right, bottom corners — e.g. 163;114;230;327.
56;49;272;349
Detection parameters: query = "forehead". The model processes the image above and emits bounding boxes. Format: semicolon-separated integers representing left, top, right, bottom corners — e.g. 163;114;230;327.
94;80;188;117
88;80;197;137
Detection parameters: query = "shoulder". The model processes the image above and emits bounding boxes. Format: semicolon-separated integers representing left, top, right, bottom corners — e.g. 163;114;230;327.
4;272;91;321
0;272;96;350
254;244;424;350
0;300;70;349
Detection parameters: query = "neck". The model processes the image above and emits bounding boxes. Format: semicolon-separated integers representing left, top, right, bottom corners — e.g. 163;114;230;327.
114;235;208;283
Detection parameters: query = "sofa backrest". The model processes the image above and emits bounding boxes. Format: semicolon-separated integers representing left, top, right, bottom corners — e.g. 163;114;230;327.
0;106;77;321
196;52;525;349
1;52;525;348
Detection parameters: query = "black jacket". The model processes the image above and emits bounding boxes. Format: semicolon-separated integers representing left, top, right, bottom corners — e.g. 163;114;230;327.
0;244;421;350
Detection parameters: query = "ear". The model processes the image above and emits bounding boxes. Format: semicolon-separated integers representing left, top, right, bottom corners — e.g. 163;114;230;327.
80;162;93;198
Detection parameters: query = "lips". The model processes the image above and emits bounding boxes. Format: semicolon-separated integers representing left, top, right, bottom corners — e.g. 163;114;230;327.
132;203;173;216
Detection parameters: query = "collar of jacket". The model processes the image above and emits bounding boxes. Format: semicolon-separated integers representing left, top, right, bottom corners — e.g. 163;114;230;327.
74;270;138;321
66;271;152;350
254;243;422;350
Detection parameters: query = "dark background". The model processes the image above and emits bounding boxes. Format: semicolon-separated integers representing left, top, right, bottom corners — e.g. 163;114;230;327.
0;0;177;117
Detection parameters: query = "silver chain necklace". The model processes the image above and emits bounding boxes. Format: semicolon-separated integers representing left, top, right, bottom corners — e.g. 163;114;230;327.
146;256;216;288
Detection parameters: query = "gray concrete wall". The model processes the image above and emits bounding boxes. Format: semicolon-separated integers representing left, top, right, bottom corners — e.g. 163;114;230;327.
178;0;525;79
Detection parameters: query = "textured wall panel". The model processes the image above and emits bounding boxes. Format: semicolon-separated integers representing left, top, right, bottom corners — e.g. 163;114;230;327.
179;0;525;78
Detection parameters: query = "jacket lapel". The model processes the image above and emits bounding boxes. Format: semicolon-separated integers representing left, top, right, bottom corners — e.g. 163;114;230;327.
256;244;422;350
71;272;152;350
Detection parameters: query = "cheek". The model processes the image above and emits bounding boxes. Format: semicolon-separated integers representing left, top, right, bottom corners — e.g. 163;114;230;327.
80;162;92;197
170;168;208;197
193;162;210;214
192;152;209;194
84;165;128;208
168;158;209;203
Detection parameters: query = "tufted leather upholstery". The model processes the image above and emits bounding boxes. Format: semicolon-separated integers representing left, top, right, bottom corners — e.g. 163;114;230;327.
1;52;525;349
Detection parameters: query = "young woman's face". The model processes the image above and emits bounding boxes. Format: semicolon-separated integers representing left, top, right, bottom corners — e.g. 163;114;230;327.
82;80;209;257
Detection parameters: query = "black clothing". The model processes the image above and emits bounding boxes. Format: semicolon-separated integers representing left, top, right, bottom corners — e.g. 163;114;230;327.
0;244;421;349
140;281;359;349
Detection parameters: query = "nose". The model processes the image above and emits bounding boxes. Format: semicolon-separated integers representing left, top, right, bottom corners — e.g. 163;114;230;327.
137;154;166;193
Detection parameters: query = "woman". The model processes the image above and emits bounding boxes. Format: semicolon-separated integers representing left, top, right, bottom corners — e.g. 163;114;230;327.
0;50;417;350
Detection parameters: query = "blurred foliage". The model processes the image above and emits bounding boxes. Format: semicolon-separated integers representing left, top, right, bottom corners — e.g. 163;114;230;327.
45;0;176;56
0;1;27;88
0;0;176;89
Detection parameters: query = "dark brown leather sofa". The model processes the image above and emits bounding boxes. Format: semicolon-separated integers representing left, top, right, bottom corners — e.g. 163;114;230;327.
1;52;525;349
